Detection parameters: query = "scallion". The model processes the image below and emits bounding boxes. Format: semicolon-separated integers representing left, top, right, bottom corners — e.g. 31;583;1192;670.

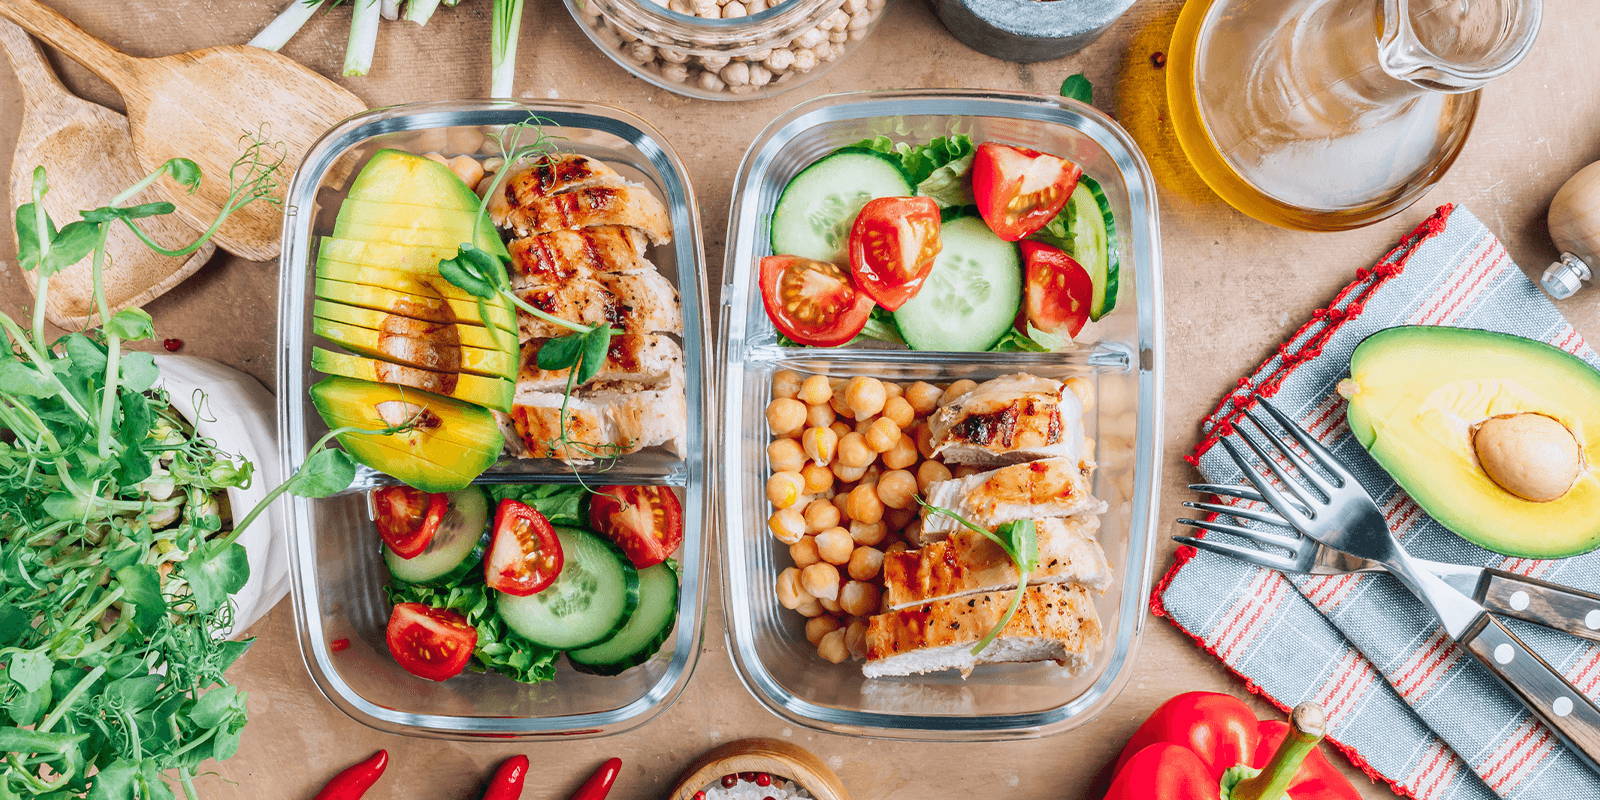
344;0;382;76
491;0;526;97
248;0;328;51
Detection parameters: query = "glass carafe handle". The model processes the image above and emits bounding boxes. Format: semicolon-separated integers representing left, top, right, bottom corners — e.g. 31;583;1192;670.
1379;0;1542;92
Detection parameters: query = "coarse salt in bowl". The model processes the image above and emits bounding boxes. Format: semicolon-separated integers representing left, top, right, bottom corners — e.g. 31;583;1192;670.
703;774;816;800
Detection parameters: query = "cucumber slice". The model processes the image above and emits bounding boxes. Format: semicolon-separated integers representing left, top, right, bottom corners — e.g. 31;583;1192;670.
495;526;639;651
891;215;1022;351
770;147;914;264
1067;176;1119;320
383;487;489;585
568;561;679;675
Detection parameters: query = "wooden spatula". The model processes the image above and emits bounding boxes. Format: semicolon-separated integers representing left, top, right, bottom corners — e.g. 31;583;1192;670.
0;0;367;262
1;19;214;327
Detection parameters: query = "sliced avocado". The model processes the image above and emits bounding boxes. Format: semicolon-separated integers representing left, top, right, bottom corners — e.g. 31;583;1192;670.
318;236;461;274
312;300;512;352
317;256;481;303
331;221;479;251
1343;326;1600;558
309;376;501;492
312;347;513;412
346;149;481;213
313;317;516;380
333;148;508;257
314;277;516;330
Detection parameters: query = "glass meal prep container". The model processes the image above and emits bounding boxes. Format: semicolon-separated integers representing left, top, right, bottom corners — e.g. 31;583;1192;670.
564;0;885;101
718;90;1165;739
275;101;712;738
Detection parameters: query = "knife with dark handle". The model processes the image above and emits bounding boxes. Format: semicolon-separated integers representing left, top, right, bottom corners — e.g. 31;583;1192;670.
1477;569;1600;642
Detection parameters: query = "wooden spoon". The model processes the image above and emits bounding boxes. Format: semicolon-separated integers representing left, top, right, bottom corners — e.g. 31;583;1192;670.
0;0;367;262
1;19;213;327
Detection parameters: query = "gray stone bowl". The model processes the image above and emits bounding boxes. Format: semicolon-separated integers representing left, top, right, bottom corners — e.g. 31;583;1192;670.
930;0;1137;62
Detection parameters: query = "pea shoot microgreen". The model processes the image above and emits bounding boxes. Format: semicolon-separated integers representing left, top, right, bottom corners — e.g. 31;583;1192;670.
915;497;1038;655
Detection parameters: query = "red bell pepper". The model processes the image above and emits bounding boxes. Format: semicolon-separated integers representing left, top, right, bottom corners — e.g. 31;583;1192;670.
1103;693;1360;800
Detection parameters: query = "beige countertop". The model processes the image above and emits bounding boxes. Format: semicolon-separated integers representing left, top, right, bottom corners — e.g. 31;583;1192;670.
3;0;1599;797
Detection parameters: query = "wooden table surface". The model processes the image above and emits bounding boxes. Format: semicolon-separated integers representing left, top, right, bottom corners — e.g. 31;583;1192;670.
3;0;1599;797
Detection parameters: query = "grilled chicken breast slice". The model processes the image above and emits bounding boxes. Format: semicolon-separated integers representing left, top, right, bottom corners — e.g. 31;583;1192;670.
883;516;1111;611
494;184;671;244
510;380;686;460
487;154;625;216
506;226;654;288
864;583;1103;678
519;334;683;393
919;457;1105;540
514;270;682;340
928;373;1088;466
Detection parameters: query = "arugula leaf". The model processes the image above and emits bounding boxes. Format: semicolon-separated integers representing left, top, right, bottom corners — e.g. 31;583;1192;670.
1060;73;1094;105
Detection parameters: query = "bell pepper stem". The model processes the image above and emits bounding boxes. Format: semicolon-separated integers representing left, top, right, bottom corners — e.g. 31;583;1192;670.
1233;703;1327;800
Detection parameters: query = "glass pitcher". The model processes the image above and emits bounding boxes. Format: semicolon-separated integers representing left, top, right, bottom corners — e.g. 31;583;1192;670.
1166;0;1542;231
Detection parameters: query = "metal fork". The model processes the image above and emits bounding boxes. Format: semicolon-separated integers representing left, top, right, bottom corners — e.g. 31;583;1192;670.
1175;485;1600;643
1194;396;1600;773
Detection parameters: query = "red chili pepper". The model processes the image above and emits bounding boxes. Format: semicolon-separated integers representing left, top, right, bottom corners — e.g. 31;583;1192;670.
313;750;388;800
569;757;622;800
481;755;529;800
1102;693;1359;800
330;638;350;652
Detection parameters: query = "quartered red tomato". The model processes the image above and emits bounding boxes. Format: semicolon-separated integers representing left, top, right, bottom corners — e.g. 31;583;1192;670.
847;196;943;311
385;602;477;682
758;255;876;347
971;142;1083;241
484;499;564;596
372;486;447;559
589;485;684;568
1020;241;1094;339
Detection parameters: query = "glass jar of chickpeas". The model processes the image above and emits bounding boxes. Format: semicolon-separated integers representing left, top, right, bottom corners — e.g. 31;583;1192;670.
764;371;980;665
562;0;885;100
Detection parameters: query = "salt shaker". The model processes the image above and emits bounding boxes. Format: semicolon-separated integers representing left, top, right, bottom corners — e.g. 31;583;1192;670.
1541;161;1600;299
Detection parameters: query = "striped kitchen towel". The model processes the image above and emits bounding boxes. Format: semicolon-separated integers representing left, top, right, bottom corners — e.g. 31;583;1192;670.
1154;204;1600;800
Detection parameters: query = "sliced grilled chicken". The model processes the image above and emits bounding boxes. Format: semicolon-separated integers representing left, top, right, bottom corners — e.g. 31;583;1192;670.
514;270;682;340
510;380;686;460
864;583;1103;678
883;516;1111;611
494;184;671;244
506;226;654;288
919;457;1105;541
487;154;626;216
928;373;1088;466
519;334;682;393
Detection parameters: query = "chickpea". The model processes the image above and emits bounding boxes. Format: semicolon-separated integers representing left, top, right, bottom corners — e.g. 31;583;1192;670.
848;545;884;581
818;596;842;614
798;374;833;405
885;539;908;554
865;417;901;452
883;506;915;530
854;416;877;435
828;384;854;418
771;369;802;398
831;490;853;517
882;396;915;429
815;526;854;564
839;580;881;617
916;459;953;491
794;597;824;617
902;519;923;546
766;471;805;508
954;465;983;479
766;398;806;436
801;563;841;601
817;628;848;663
831;462;867;483
446;156;486;192
1065;376;1094;411
805;614;842;645
803;498;841;532
801;425;839;466
844;377;887;419
876;469;917;509
421;151;450;166
905;381;943;415
883;381;904;399
768;438;805;472
850;519;888;546
806;401;836;429
844;619;868;659
768;508;806;544
939;379;978;406
845;483;885;524
836;432;875;469
828;420;852;439
882;434;918;470
776;567;805;609
790;536;820;568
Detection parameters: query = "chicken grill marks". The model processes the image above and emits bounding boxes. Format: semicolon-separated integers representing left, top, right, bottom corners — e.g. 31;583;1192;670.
946;397;1062;451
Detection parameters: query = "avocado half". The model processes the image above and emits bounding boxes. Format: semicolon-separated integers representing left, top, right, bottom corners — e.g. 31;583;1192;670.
309;376;503;493
1343;326;1600;558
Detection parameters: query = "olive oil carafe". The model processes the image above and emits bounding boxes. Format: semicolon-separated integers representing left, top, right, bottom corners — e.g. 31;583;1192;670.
1167;0;1541;231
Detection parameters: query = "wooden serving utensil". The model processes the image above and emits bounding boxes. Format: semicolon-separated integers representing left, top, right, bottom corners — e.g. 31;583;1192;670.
0;0;366;262
0;19;213;326
667;739;850;800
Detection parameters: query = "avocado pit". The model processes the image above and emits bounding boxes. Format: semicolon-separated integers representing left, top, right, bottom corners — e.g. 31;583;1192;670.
1471;412;1581;503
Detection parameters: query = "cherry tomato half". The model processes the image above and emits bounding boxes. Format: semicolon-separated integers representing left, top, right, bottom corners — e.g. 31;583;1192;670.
847;196;943;311
385;602;476;682
1020;241;1094;339
758;255;876;347
373;486;447;559
589;485;684;569
485;499;564;596
971;142;1083;242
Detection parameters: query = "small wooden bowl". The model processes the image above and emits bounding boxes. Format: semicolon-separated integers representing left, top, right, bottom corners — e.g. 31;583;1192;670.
667;739;849;800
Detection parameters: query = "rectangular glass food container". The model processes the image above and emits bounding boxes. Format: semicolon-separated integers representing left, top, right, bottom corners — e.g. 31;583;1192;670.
718;90;1165;739
275;101;711;739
